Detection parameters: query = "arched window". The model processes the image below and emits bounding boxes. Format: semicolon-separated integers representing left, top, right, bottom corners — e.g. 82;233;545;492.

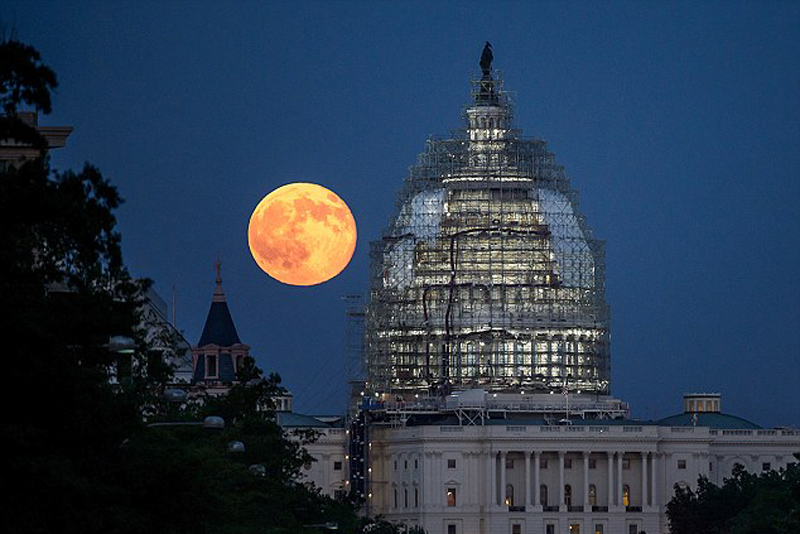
394;488;398;508
589;484;597;506
540;484;548;506
564;484;572;506
622;484;630;506
505;484;514;506
404;488;408;508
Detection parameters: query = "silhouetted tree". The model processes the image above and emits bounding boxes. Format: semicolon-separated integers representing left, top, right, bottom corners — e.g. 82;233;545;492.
667;459;800;534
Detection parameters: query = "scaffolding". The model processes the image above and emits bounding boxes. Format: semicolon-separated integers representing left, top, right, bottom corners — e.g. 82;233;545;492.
364;69;610;400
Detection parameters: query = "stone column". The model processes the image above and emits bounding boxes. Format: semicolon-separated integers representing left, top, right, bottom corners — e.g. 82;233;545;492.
583;452;590;509
641;452;648;507
534;451;541;509
525;451;531;506
558;451;566;509
489;451;496;507
617;452;624;507
500;451;507;507
423;451;432;510
650;452;657;508
606;451;614;508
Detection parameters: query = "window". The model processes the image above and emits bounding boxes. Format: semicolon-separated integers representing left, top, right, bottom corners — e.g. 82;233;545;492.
333;461;342;471
595;525;604;534
206;354;218;378
447;487;457;506
505;484;514;506
448;459;457;469
622;458;630;470
414;487;419;507
404;488;408;508
546;525;555;534
415;459;418;469
589;484;597;506
334;489;346;500
628;525;638;534
622;485;630;507
447;526;456;534
394;460;397;470
565;458;573;469
404;460;408;469
540;458;548;469
564;484;572;506
678;459;687;469
506;458;515;469
762;462;771;471
394;489;398;508
569;525;581;534
512;526;522;534
589;459;597;469
540;484;548;506
709;462;713;471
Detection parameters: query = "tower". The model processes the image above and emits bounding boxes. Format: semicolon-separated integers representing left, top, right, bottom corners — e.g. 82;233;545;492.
364;46;610;399
191;262;251;394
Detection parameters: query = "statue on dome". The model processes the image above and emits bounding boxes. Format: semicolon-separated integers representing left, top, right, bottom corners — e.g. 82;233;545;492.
480;41;493;77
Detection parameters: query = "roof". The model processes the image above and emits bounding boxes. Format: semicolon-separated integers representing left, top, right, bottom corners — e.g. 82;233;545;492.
198;299;241;347
657;412;761;430
277;412;332;428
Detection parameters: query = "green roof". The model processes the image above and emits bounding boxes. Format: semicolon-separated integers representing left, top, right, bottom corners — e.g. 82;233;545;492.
277;412;331;428
657;412;761;429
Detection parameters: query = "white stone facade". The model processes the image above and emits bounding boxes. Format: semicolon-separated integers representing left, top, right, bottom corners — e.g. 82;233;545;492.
299;421;800;534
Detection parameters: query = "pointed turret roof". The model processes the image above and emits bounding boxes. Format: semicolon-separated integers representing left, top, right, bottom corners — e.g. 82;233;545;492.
197;262;241;347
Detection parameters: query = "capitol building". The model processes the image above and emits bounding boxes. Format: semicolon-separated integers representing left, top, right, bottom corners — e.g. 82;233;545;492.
275;48;800;534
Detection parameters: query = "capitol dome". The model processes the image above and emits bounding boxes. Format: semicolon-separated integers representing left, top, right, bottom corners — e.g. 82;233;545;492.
364;52;610;398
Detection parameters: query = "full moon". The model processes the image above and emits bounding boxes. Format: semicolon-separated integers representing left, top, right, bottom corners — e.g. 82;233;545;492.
248;183;357;286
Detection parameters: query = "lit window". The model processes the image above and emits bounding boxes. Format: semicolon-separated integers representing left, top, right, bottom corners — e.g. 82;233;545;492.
595;525;604;534
678;459;686;469
565;484;572;506
569;525;581;534
333;461;342;471
448;459;457;469
622;485;630;506
447;487;457;506
505;484;514;506
589;484;597;506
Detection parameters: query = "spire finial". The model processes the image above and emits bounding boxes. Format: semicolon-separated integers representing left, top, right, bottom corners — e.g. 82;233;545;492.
213;259;226;302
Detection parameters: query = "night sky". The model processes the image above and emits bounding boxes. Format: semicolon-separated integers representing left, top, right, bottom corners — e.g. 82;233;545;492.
4;1;799;427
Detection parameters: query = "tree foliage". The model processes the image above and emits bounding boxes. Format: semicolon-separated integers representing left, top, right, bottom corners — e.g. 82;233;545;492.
667;460;800;534
0;38;426;534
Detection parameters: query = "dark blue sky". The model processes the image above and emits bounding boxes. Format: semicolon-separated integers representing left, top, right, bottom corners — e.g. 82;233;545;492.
5;1;799;426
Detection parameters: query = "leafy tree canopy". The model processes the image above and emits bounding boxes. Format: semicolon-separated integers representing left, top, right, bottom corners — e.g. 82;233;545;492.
667;460;800;534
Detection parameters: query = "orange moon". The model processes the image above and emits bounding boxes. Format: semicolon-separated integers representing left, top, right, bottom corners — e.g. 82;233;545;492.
248;183;357;286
